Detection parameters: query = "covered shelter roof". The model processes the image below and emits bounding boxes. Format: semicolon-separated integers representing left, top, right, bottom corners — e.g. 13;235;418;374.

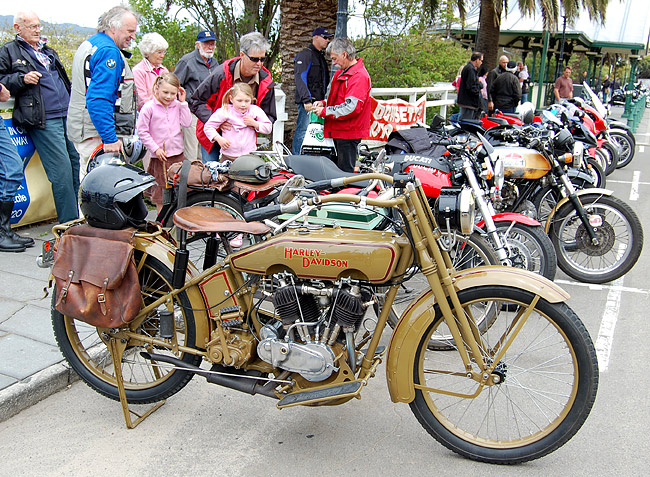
450;0;650;57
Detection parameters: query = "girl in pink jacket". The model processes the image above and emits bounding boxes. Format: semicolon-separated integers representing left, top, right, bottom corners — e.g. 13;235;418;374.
203;83;272;161
137;73;191;211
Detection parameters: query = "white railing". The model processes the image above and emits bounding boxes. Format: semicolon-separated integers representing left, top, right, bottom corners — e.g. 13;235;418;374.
370;84;456;122
270;84;457;146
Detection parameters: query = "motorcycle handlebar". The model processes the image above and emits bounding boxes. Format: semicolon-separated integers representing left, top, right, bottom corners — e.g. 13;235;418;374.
244;203;299;222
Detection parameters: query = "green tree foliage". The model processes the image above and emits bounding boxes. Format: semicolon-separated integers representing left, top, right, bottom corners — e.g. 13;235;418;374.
129;0;281;68
129;0;200;69
359;31;470;88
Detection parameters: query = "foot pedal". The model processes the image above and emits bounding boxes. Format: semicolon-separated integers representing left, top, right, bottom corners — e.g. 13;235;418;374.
277;381;363;409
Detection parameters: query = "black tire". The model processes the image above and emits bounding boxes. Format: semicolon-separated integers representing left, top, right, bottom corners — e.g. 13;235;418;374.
384;233;499;350
596;142;618;175
600;141;619;176
494;221;557;280
549;193;643;283
52;254;201;403
533;186;561;225
409;286;599;464
591;148;608;175
609;130;636;168
164;191;251;265
584;157;606;188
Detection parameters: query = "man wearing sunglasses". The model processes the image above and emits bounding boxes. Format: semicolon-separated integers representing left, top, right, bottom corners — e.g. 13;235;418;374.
190;32;276;162
292;26;333;155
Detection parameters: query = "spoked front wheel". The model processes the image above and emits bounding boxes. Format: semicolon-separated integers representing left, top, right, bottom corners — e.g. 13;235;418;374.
493;221;557;280
549;193;643;283
409;286;598;464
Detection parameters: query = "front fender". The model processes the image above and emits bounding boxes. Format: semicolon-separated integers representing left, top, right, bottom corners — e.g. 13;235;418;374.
476;212;541;229
385;266;569;404
134;233;211;349
543;188;613;233
567;168;597;185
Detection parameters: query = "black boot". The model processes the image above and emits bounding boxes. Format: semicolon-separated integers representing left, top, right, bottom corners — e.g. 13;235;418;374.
0;201;26;253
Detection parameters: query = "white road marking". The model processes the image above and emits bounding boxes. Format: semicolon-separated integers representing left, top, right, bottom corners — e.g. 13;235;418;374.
554;279;649;296
640;145;645;153
629;171;641;201
595;276;624;373
607;180;650;185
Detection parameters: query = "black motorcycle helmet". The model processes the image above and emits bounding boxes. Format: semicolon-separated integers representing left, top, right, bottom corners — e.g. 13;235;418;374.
554;128;575;154
80;163;156;230
227;155;272;183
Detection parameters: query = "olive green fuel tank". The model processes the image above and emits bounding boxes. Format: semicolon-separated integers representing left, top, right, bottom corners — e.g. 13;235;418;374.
496;146;551;179
229;227;405;283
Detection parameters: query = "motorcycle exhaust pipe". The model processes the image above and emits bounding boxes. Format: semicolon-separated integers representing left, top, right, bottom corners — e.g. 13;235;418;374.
140;352;277;398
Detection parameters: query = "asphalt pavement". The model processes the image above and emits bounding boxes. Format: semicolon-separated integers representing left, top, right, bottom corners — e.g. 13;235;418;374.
0;104;645;424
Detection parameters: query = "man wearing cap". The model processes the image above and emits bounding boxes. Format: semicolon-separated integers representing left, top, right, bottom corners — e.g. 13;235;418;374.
190;32;276;162
489;60;521;114
292;27;333;154
174;30;218;162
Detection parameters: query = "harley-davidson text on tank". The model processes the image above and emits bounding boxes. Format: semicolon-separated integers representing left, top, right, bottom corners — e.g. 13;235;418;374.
230;228;405;283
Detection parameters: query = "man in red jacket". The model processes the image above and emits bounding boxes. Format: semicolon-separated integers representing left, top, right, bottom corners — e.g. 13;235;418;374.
189;32;276;162
312;38;371;172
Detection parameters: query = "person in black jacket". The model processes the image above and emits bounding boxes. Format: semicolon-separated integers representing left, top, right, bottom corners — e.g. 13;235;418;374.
489;61;521;114
0;11;79;223
486;55;508;113
457;51;484;120
292;27;333;154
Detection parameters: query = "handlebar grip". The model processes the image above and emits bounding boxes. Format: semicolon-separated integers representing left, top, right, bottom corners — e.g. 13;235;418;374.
306;180;333;191
244;204;284;222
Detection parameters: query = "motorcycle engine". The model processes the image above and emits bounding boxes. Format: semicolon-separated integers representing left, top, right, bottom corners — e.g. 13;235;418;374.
256;273;373;382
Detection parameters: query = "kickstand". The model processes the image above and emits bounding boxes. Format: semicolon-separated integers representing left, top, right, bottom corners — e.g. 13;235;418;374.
108;338;165;429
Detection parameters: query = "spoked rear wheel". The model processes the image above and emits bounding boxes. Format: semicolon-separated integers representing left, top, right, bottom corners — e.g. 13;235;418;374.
409;286;598;464
52;254;201;403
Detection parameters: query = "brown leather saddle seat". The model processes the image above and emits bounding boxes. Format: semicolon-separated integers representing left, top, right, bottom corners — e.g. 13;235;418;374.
173;206;271;235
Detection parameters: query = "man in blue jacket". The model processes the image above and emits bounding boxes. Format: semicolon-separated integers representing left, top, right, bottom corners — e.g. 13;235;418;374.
67;5;137;173
0;10;79;223
292;27;333;154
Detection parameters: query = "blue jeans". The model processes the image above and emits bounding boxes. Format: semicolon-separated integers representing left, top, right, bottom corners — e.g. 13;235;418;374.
28;117;80;223
201;144;222;163
0;120;24;202
521;93;529;104
292;104;309;154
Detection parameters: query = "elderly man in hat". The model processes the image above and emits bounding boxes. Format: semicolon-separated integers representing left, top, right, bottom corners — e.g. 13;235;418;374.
489;60;521;114
175;30;218;162
292;26;333;154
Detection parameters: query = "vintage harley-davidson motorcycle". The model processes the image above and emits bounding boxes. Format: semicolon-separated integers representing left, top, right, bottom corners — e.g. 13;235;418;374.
45;164;598;464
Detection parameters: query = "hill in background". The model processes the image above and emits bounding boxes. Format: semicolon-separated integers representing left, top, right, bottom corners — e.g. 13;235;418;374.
0;15;94;35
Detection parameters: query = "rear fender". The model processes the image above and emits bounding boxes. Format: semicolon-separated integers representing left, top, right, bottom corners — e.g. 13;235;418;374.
543;188;613;233
385;266;569;403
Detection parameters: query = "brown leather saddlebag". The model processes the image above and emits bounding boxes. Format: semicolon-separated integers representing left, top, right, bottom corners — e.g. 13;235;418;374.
167;159;231;191
52;225;141;328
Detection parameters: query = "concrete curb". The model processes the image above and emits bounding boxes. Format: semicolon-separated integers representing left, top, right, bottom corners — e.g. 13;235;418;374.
0;361;79;422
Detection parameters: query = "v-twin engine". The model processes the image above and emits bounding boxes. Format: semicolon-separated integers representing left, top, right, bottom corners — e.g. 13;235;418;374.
256;276;373;382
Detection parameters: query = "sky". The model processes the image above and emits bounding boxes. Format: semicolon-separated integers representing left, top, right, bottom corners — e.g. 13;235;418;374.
0;1;128;29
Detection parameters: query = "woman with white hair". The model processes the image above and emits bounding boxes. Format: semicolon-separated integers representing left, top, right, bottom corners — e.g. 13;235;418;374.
133;32;169;111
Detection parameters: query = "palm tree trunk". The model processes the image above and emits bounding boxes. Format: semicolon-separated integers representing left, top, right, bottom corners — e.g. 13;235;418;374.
279;0;337;145
475;0;501;71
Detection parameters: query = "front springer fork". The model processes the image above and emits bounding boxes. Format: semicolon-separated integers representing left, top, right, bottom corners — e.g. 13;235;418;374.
559;174;601;245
